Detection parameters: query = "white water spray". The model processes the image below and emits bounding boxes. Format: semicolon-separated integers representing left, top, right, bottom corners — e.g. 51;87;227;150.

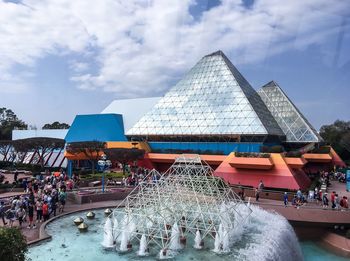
194;230;202;249
101;218;114;248
112;217;120;243
169;223;182;250
119;229;128;252
213;231;221;253
138;234;148;256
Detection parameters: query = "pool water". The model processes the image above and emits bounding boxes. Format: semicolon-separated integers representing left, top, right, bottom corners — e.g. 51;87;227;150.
27;209;347;261
300;241;349;261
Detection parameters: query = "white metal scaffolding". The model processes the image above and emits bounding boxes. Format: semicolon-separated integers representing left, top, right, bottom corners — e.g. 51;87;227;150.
109;154;252;252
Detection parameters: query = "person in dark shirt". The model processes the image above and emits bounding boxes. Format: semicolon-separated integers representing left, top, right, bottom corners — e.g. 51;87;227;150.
0;201;7;226
14;170;19;183
27;202;36;229
50;192;58;217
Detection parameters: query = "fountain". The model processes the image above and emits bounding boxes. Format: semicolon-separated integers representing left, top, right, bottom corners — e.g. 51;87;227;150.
107;155;253;258
169;222;182;251
138;234;148;256
214;230;221;253
28;203;312;261
194;230;202;249
25;155;326;261
119;229;129;252
222;227;230;253
101;218;114;248
112;217;120;243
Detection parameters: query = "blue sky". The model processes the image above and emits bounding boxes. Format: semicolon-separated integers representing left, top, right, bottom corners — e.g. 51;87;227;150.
0;0;349;130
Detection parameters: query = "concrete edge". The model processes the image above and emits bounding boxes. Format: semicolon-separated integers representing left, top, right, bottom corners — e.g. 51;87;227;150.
27;201;120;246
320;232;350;258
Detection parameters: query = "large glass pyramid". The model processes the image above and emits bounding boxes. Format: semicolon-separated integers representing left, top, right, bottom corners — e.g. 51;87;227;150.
257;81;322;143
127;51;284;137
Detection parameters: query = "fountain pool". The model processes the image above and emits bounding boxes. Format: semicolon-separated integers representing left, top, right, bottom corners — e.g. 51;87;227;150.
27;206;347;261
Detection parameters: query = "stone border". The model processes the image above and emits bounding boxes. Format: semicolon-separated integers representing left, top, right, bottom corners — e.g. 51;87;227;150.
320;232;350;258
27;201;122;246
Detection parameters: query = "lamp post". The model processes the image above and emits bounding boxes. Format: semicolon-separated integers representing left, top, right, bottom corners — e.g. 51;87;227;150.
98;154;112;193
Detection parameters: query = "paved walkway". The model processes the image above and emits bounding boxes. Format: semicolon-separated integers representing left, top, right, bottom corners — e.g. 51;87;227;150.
1;172;33;183
251;197;350;224
329;180;350;198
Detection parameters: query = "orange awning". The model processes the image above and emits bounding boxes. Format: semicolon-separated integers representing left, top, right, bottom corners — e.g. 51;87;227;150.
284;157;307;169
146;153;225;166
229;156;274;170
302;153;332;163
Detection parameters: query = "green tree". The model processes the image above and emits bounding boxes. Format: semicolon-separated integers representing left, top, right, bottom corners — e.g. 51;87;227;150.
104;148;145;176
0;140;12;161
12;138;65;168
0;108;27;140
0;227;28;261
320;120;350;163
42;121;70;129
66;141;106;174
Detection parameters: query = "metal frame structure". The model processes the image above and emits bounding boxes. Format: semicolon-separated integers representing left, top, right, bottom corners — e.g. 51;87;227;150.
258;81;322;143
109;154;252;253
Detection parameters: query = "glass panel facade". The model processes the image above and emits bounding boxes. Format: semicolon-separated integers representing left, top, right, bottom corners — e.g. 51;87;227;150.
257;81;322;143
127;51;284;137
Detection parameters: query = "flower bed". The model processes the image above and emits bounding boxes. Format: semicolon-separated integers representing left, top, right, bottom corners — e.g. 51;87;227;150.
234;152;270;158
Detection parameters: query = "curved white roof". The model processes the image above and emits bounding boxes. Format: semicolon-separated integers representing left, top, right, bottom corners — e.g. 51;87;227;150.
101;97;161;132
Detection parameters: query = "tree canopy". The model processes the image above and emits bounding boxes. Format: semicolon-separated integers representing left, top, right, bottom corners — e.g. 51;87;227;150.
42;121;70;129
0;227;28;261
104;148;145;175
0;108;27;140
0;140;12;161
66;141;106;173
320;120;350;163
12;137;65;167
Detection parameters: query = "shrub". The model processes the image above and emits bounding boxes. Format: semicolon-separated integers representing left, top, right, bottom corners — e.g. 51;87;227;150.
261;145;284;153
235;152;270;158
0;227;28;261
285;151;302;158
311;146;331;154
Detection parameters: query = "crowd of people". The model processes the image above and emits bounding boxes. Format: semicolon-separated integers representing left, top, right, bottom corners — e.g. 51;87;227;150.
0;170;69;228
282;169;350;210
120;168;161;187
236;174;349;212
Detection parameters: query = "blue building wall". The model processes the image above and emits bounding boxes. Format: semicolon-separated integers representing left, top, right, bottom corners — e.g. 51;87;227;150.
148;142;262;155
65;114;127;143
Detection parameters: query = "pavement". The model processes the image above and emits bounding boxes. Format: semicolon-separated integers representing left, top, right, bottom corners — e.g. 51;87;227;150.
1;172;33;184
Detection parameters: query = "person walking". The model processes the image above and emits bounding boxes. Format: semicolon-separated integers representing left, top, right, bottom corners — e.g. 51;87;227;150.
258;180;264;192
5;206;16;227
36;199;43;223
331;191;336;209
50;192;58;217
335;194;340;210
283;192;288;207
255;188;260;202
16;206;26;228
0;201;7;226
322;193;329;209
59;188;67;213
42;201;49;221
27;202;36;229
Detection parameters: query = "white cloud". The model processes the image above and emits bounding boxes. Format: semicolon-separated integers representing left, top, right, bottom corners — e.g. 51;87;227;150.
0;0;349;96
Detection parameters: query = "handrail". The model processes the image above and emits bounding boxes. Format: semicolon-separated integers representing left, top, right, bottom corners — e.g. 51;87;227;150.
246;200;350;212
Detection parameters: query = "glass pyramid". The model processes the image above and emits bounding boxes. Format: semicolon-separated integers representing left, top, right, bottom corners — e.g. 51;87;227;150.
127;51;284;137
257;81;322;143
